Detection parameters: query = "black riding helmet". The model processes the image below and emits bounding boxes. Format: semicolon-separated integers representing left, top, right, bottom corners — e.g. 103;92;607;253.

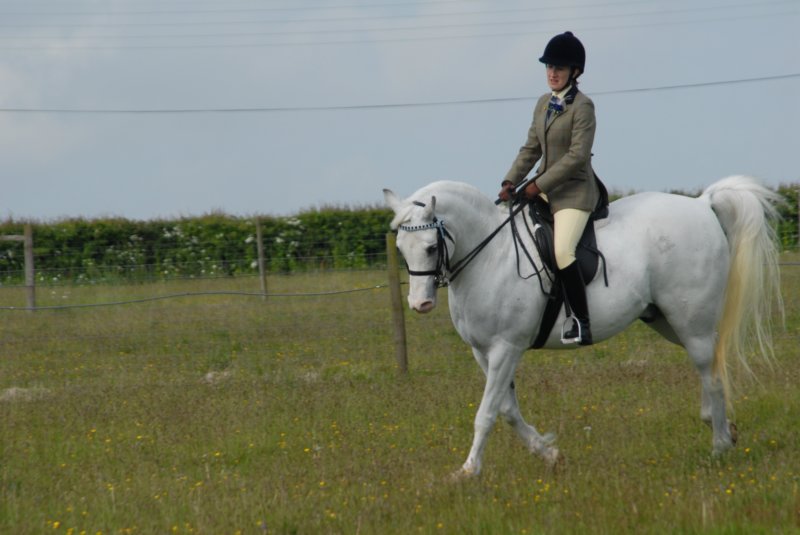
539;31;586;76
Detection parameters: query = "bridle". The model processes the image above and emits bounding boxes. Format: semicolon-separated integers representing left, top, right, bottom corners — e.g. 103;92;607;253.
397;199;544;289
398;202;454;288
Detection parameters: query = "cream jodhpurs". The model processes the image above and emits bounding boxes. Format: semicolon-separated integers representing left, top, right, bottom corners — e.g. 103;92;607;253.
553;208;591;270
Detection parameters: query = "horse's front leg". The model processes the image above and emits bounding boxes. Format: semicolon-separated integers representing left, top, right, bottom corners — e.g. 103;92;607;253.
502;381;562;467
459;347;560;477
454;342;523;479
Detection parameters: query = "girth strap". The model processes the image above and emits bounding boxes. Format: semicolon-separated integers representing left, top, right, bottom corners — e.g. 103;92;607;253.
531;284;564;349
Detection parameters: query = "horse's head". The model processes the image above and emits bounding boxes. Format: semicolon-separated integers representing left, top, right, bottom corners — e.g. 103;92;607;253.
384;189;450;314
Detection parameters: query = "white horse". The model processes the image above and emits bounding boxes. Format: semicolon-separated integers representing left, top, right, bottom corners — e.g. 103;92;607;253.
383;176;782;478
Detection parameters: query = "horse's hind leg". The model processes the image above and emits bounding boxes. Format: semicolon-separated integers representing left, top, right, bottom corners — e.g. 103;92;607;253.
699;380;738;446
646;315;737;451
685;336;736;455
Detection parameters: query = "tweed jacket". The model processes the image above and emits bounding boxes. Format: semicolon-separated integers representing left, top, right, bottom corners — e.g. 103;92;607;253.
503;86;600;213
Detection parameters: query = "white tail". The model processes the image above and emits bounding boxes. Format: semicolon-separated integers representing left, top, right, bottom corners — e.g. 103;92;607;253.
701;176;784;401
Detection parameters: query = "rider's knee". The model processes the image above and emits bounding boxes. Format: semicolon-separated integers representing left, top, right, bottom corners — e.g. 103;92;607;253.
554;247;576;270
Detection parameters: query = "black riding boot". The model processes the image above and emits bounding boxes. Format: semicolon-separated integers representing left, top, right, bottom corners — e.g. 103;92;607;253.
560;262;593;346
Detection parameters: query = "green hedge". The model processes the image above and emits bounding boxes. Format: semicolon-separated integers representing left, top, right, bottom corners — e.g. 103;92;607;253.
0;208;394;285
774;184;800;251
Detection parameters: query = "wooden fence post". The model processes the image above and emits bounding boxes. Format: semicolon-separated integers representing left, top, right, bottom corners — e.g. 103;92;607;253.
386;232;408;374
1;224;35;310
24;224;34;310
255;218;267;300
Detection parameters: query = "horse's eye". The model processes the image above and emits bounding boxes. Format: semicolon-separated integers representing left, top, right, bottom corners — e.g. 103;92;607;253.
426;245;438;255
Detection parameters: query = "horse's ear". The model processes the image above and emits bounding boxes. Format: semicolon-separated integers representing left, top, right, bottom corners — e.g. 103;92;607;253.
383;189;402;213
422;196;436;219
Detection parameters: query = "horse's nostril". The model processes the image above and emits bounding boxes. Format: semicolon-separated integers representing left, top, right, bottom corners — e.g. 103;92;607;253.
415;301;435;313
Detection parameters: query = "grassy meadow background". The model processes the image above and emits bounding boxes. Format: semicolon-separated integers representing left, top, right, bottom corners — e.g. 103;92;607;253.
1;256;799;534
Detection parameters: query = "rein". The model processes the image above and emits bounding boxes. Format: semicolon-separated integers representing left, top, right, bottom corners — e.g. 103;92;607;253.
398;199;546;289
508;201;552;294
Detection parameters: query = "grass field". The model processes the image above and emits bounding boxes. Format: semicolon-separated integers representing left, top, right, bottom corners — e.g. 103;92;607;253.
1;256;799;534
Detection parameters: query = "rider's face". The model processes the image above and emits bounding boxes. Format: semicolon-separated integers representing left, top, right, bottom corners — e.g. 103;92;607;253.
546;64;572;92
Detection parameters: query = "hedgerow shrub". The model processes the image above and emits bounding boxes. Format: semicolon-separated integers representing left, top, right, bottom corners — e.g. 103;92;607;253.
0;207;393;285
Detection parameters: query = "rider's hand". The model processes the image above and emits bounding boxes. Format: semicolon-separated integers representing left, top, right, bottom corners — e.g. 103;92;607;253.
498;180;515;202
523;181;541;200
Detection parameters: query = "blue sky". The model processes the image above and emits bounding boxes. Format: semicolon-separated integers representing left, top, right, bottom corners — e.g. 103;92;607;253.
1;0;798;220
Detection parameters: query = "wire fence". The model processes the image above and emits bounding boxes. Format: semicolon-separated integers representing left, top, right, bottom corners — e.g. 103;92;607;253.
0;254;390;287
0;286;391;311
0;253;798;311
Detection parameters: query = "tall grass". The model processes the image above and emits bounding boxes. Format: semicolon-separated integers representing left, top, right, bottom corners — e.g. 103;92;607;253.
1;260;798;534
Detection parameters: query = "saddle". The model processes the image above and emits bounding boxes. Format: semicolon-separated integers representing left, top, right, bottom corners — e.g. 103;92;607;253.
528;197;607;283
529;179;609;349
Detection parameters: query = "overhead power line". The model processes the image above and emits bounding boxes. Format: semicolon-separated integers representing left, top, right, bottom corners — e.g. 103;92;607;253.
0;1;793;41
0;0;792;25
0;0;798;38
0;73;798;115
0;0;495;17
0;10;795;50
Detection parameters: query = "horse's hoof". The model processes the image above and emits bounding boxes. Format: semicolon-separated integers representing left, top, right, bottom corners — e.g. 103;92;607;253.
712;440;734;457
729;422;738;445
447;466;478;483
543;447;565;471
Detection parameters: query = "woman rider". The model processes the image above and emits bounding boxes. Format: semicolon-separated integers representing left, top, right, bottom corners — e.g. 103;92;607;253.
498;31;602;346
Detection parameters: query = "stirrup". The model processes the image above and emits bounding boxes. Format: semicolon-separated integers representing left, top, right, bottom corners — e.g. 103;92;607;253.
560;316;583;345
